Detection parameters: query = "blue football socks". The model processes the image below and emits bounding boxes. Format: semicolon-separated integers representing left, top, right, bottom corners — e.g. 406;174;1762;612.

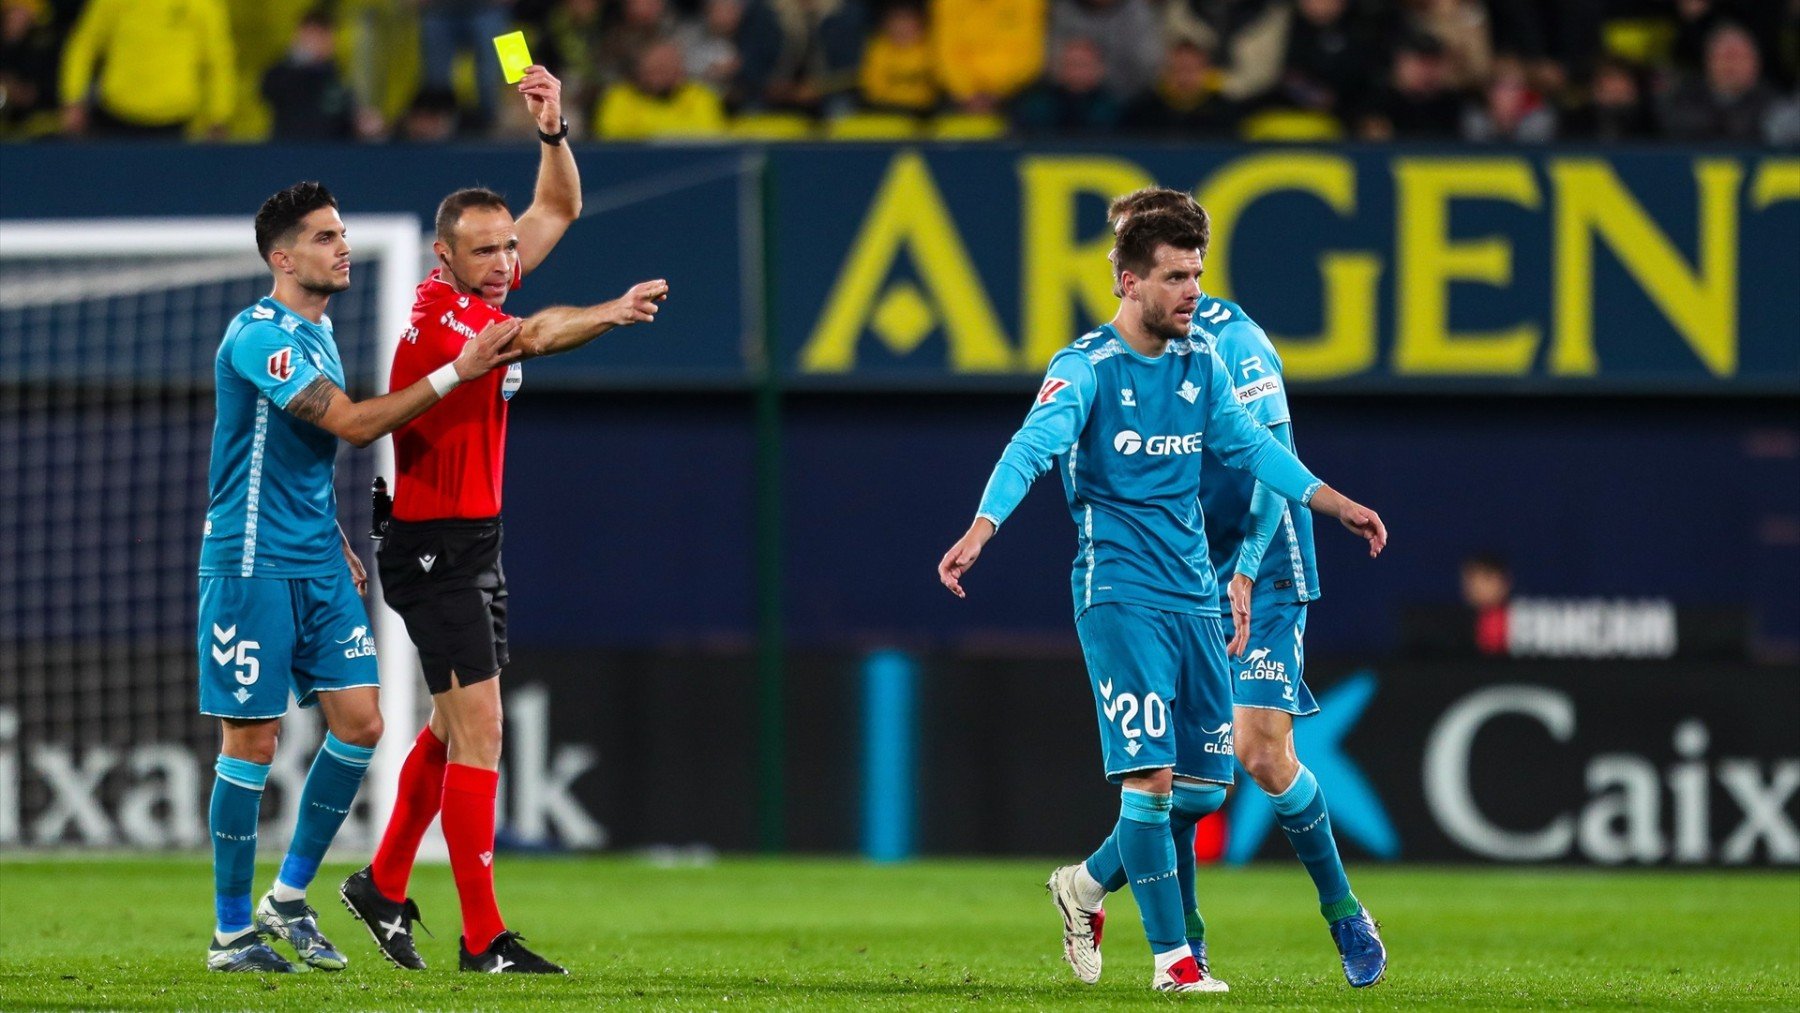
1115;788;1187;954
211;755;270;934
1270;766;1359;922
276;733;375;896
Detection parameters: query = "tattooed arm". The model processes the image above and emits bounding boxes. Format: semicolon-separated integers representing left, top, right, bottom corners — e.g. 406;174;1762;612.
283;318;522;447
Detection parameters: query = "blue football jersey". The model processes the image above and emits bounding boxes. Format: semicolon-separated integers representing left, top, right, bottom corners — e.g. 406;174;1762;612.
198;297;347;578
1194;296;1321;606
976;323;1322;618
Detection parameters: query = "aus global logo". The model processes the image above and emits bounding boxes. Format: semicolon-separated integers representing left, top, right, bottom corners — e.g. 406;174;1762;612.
337;625;377;660
1202;721;1234;755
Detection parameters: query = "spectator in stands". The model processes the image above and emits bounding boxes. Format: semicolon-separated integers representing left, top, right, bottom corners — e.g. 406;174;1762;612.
1361;32;1464;139
1460;552;1513;656
1566;56;1654;141
737;0;866;115
1122;39;1234;137
1051;0;1162;99
1010;35;1121;136
541;0;605;118
59;0;235;139
418;0;512;133
595;35;728;136
858;4;938;114
1403;0;1492;90
676;0;746;104
1277;0;1381;125
930;0;1045;113
262;9;357;141
1660;21;1789;142
0;0;59;137
398;86;461;141
1483;0;1602;83
1164;0;1290;103
1462;52;1556;141
596;0;679;86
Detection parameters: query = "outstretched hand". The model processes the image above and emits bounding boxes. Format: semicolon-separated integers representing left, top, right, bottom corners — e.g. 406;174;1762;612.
454;318;524;381
609;279;669;326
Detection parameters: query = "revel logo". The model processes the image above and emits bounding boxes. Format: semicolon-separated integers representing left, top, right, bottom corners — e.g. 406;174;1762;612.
1113;430;1204;456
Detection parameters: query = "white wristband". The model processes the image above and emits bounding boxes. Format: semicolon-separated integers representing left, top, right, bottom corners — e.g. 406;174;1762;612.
427;363;462;398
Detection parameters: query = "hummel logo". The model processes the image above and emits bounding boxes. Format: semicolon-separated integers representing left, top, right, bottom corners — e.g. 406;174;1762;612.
213;624;237;642
1177;380;1201;404
1120;388;1136;407
1098;678;1114;699
489;955;514;973
380;915;408;940
479;850;493;867
234;687;251;704
419;554;437;572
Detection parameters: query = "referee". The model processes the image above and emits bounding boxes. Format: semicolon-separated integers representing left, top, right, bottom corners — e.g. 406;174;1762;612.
339;64;667;975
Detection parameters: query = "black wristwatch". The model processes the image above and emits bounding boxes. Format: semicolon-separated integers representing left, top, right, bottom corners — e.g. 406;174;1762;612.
538;117;569;145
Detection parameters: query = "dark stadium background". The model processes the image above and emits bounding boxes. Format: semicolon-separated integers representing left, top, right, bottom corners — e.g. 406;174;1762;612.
1;0;1796;873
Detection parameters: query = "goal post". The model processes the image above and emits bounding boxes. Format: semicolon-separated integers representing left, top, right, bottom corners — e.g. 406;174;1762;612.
0;214;424;853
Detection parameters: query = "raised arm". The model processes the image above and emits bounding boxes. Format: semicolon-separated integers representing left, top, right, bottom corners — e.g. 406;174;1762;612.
284;319;521;447
516;280;669;359
939;352;1096;597
511;66;581;276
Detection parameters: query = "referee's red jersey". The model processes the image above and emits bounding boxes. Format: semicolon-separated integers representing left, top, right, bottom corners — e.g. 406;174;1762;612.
389;268;523;521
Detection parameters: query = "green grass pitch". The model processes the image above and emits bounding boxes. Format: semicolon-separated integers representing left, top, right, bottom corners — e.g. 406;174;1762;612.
1;856;1795;1010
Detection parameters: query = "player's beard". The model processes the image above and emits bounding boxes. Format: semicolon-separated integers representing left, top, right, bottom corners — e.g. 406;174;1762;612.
300;271;351;296
1144;302;1188;341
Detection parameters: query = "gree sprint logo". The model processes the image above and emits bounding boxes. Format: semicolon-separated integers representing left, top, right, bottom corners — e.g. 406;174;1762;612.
1112;430;1204;456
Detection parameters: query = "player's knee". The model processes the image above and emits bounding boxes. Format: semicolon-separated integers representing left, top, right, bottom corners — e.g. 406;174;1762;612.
221;719;280;765
1237;738;1296;791
334;710;384;749
1172;780;1227;820
1121;767;1174;796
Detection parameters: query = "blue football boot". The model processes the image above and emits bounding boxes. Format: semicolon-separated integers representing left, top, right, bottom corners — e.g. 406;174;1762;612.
206;928;305;973
1329;908;1386;987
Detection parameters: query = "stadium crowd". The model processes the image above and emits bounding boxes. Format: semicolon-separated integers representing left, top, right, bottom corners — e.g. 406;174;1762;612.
1;0;1795;144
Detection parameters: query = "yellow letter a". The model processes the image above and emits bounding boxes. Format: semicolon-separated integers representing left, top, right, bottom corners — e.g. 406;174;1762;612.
801;151;1014;373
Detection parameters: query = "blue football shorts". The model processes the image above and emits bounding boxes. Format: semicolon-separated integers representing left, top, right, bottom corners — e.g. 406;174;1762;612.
1230;600;1319;716
197;573;380;719
1074;603;1236;785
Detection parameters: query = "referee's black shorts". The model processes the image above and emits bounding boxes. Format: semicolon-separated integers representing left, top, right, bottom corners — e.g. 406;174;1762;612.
376;517;508;695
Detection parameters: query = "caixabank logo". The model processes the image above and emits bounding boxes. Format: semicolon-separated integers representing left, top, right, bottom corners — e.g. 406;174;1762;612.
1218;664;1798;866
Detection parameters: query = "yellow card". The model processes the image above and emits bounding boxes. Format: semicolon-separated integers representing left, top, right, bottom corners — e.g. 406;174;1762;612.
493;31;533;84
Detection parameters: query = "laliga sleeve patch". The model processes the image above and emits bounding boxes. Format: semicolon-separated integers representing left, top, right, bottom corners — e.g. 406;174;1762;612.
1037;377;1070;405
267;348;294;382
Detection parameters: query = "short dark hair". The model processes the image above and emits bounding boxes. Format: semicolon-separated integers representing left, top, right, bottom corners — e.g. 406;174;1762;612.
254;181;337;261
1113;209;1209;279
435;187;511;246
1461;552;1510;578
1107;186;1203;230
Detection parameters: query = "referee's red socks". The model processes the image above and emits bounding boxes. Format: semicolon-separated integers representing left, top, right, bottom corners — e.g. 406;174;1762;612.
443;762;507;951
371;725;447;902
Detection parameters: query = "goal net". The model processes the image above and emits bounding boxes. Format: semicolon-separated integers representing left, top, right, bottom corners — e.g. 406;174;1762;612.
0;216;423;852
